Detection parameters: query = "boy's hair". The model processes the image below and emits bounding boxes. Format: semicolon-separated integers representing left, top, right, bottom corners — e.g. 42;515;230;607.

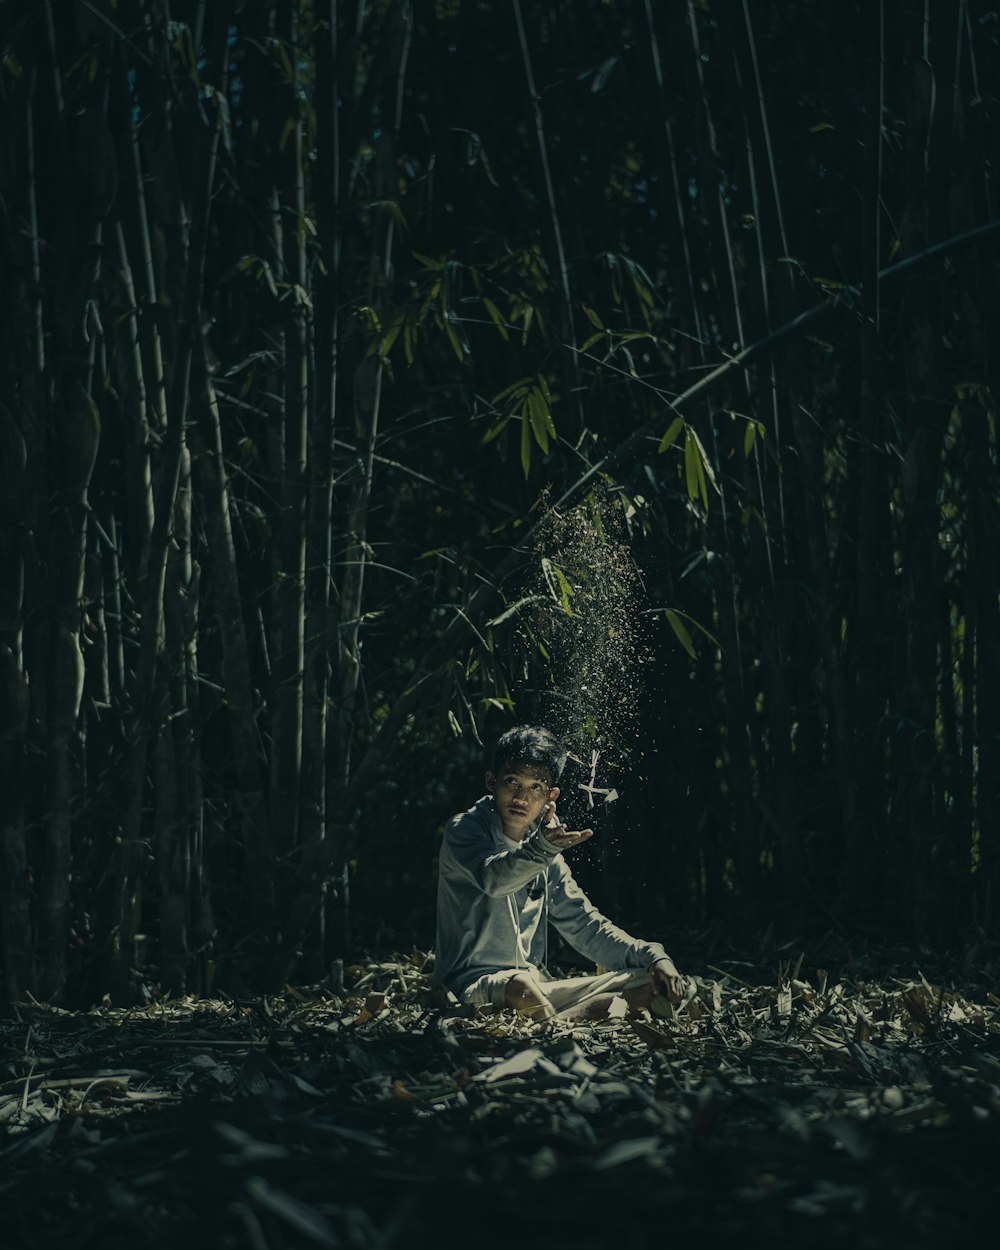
490;725;567;782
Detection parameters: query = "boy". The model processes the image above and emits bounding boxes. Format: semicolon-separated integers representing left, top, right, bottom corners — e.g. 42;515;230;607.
434;725;684;1020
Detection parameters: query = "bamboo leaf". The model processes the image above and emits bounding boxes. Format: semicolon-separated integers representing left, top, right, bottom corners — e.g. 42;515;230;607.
664;609;697;660
688;427;720;495
684;430;700;503
553;564;575;616
443;315;464;362
744;420;766;456
483;297;509;341
485;594;546;627
412;251;444;270
482;416;511;445
379;313;405;360
540;557;574;615
537;386;557;438
658;416;685;453
520;412;531;477
590;56;619;92
696;447;709;511
582;304;604;329
492;377;532;406
661;606;722;653
526;391;549;454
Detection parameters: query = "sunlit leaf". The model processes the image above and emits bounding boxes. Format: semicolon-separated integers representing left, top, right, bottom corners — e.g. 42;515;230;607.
664;608;697;659
684;429;700;504
658;415;685;453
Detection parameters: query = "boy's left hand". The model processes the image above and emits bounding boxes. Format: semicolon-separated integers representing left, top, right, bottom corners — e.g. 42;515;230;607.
540;801;593;850
651;957;685;1003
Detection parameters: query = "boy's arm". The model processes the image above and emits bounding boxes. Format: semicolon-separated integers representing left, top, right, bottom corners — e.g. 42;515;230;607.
444;806;561;898
546;858;672;972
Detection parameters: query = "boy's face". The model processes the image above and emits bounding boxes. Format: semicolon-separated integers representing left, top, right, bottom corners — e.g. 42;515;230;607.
485;761;559;841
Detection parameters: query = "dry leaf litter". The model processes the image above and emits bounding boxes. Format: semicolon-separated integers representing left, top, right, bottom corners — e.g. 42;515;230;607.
2;952;999;1248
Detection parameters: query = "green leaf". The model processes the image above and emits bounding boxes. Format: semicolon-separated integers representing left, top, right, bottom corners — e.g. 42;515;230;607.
526;391;550;454
379;313;405;360
688;427;719;496
553;564;575;616
744;419;756;457
412;251;444;270
664;609;697;660
492;377;533;406
483;297;510;341
684;430;700;503
663;606;722;653
520;412;531;477
540;558;574;615
744;420;766;456
582;304;604;329
696;447;709;510
658;416;685;453
443;315;465;362
358;305;381;332
482;416;511;445
579;331;606;353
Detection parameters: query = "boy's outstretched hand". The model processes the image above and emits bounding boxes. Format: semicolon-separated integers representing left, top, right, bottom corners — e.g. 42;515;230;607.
651;957;685;1003
540;801;593;850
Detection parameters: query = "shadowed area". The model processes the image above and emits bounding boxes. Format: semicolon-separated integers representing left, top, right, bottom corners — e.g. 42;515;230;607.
2;948;997;1247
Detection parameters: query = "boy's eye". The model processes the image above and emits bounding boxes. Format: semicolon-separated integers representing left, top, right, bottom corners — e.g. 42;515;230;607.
499;777;546;793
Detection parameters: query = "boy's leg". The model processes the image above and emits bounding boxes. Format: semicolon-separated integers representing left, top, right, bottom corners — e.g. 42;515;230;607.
504;972;556;1020
542;970;653;1019
460;969;556;1020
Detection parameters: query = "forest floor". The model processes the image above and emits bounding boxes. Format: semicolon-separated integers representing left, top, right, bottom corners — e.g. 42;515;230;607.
2;944;999;1249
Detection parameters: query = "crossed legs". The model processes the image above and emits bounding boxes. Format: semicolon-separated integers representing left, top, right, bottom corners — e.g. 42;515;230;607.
503;970;654;1021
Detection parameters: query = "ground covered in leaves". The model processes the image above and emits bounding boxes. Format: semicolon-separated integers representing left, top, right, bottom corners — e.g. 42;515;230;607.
3;950;999;1249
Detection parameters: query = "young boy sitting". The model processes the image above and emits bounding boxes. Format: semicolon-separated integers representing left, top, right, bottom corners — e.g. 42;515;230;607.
434;725;684;1020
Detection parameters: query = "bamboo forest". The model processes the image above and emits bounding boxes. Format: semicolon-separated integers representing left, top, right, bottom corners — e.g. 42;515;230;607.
1;2;999;1247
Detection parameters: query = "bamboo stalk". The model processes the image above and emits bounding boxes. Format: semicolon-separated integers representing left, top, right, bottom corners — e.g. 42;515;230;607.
510;0;580;423
268;0;414;985
0;402;31;1004
108;6;233;1000
270;1;310;871
298;0;345;976
193;367;275;925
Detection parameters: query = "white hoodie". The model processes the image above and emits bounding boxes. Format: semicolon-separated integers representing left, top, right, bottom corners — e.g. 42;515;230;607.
434;795;669;999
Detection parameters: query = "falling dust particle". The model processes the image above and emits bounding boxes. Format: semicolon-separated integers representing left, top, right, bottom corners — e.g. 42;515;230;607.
510;487;653;830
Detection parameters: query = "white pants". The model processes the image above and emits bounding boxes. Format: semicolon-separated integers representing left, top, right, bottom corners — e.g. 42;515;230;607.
461;967;651;1016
